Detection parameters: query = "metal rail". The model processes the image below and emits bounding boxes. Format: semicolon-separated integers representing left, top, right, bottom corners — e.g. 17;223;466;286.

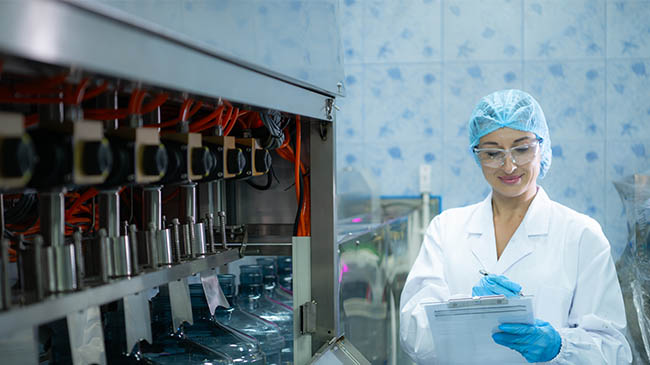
0;248;239;337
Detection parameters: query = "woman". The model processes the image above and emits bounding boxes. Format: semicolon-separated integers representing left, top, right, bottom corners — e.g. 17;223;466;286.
400;90;631;364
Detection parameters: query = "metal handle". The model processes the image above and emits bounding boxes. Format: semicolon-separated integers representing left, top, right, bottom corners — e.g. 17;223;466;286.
217;211;227;249
171;218;182;263
33;235;44;301
1;239;11;310
72;231;85;289
205;213;215;253
128;223;139;275
147;223;159;268
98;229;109;283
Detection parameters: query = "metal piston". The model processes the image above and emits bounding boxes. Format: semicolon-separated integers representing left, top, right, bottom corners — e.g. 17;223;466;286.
157;229;174;266
111;236;132;278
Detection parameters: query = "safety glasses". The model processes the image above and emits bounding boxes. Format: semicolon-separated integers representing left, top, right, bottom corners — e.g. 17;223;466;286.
472;139;541;168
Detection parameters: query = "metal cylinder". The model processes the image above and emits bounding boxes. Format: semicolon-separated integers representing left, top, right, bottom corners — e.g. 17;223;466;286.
1;239;11;310
205;213;215;253
216;180;225;212
39;192;65;247
33;236;44;300
111;236;132;277
217;211;227;249
98;229;109;283
99;190;120;237
143;186;162;230
171;218;182;263
72;231;85;289
53;244;77;292
157;229;173;266
181;223;192;259
192;222;206;257
128;224;140;275
45;246;57;293
179;183;197;224
146;223;159;268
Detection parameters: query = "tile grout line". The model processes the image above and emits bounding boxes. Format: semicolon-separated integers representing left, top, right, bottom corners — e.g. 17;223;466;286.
360;0;366;166
603;0;609;234
521;0;525;89
440;0;446;199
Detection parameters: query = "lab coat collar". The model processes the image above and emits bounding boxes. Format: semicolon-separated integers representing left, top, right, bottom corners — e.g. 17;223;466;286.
466;186;551;236
467;186;551;274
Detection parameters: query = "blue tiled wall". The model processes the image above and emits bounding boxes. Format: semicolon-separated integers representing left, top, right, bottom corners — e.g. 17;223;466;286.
337;0;650;259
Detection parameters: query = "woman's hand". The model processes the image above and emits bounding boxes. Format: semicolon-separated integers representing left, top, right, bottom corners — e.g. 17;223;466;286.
492;319;562;363
471;274;522;297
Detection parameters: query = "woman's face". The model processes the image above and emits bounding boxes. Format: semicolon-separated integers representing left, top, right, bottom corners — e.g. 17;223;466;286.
477;127;541;199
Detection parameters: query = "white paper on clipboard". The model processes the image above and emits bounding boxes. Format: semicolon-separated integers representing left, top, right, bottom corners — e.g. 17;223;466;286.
423;295;534;364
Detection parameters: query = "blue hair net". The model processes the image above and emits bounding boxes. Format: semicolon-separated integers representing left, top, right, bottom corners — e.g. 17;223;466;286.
468;89;552;178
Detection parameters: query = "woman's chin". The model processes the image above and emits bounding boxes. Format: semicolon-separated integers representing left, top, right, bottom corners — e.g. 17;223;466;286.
491;181;533;198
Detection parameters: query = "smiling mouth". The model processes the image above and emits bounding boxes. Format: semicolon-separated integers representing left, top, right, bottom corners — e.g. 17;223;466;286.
498;175;523;184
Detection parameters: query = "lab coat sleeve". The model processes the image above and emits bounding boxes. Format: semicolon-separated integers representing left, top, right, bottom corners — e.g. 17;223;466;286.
399;215;451;364
550;222;632;364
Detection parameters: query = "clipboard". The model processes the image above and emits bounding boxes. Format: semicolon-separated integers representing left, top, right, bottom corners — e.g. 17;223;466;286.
423;295;534;364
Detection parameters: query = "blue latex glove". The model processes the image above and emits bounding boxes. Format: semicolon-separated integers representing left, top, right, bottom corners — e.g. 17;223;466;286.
492;319;562;363
471;274;522;297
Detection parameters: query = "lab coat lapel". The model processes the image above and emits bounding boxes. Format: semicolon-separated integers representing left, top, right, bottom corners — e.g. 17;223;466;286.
467;193;498;271
493;187;551;275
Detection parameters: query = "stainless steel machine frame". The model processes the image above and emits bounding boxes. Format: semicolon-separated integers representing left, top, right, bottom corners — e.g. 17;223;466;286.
0;1;340;364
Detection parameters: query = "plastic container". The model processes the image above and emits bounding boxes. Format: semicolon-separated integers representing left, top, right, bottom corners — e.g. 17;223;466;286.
238;265;294;364
186;283;266;364
122;335;232;365
217;274;285;365
257;258;293;307
276;256;293;291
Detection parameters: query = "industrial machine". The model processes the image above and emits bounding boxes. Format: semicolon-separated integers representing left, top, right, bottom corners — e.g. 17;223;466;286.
0;1;344;364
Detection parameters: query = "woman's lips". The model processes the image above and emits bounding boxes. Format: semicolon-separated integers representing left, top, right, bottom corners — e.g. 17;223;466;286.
498;175;522;185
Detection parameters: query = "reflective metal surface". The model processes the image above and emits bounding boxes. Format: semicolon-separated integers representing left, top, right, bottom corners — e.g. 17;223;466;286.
0;248;239;337
99;190;120;237
192;222;207;257
293;236;312;364
123;291;152;354
111;236;132;277
157;228;174;266
168;277;194;331
143;186;162;230
0;1;335;121
66;0;345;96
310;120;339;349
66;306;107;365
0;327;38;365
39;192;64;247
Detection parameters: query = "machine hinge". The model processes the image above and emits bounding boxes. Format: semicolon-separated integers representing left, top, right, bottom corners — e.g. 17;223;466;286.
300;300;317;334
324;98;339;121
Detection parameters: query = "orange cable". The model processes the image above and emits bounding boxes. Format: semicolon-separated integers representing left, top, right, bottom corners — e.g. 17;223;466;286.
82;81;110;101
140;93;169;114
223;108;240;136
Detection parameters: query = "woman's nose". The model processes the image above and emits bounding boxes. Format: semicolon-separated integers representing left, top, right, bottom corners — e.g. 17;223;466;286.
502;154;516;173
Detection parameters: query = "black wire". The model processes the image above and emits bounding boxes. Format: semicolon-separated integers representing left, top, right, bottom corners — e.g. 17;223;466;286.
245;168;274;191
282;170;310;192
293;169;304;236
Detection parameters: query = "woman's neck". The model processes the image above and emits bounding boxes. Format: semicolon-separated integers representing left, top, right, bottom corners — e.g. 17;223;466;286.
491;186;538;219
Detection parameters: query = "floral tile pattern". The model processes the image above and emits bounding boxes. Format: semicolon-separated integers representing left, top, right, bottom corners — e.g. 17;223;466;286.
524;0;606;60
444;0;522;61
337;0;650;246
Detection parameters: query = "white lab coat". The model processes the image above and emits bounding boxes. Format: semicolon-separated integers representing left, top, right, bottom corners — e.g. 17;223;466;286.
400;187;632;364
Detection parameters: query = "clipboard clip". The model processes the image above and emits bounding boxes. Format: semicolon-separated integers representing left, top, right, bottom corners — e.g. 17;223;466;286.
447;295;509;308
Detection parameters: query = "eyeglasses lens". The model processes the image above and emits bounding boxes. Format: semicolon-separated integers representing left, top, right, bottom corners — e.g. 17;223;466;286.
477;143;538;168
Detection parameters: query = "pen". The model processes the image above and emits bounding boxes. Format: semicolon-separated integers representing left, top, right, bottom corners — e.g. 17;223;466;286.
478;269;524;296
